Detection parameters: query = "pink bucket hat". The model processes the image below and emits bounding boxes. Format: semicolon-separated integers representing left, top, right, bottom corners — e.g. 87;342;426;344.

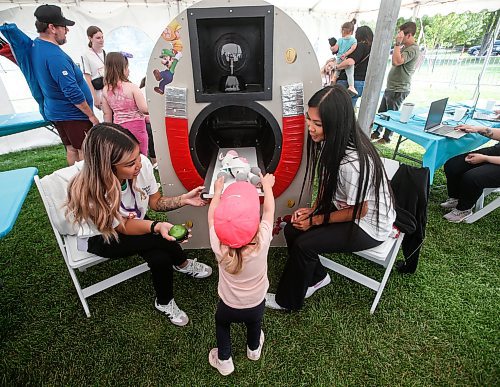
214;181;260;248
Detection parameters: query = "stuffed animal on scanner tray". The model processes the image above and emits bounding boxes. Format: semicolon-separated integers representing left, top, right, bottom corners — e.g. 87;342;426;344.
217;150;261;186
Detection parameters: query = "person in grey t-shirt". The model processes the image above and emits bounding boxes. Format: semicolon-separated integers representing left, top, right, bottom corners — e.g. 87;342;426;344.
372;21;420;144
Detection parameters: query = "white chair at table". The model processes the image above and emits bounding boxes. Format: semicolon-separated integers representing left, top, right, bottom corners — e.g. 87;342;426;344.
318;158;404;314
34;165;149;318
464;188;500;224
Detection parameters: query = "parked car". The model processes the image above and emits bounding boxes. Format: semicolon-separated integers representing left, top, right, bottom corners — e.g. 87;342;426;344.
467;40;500;56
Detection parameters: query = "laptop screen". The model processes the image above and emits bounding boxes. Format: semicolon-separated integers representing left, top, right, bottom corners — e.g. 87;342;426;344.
425;98;449;131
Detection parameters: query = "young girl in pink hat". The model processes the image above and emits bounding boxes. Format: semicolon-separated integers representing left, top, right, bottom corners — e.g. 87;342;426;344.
207;174;275;376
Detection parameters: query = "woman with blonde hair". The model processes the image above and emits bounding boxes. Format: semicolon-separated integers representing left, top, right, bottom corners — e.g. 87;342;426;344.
206;174;275;376
101;52;149;156
66;123;212;326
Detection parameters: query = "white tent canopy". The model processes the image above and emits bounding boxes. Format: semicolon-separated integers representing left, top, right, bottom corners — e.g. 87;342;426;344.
0;0;498;153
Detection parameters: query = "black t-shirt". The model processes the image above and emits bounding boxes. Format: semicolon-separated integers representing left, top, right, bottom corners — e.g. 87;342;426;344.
338;42;371;81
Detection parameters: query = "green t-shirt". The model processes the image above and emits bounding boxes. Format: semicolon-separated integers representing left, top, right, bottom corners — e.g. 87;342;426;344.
386;44;420;92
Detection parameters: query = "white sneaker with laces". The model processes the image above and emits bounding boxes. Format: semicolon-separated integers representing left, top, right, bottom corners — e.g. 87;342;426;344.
265;293;287;310
440;198;459;209
443;208;473;223
155;298;189;326
247;330;265;361
208;348;234;376
305;273;331;299
174;259;212;278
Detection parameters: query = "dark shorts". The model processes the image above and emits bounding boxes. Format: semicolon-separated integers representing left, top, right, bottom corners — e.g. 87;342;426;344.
53;120;93;149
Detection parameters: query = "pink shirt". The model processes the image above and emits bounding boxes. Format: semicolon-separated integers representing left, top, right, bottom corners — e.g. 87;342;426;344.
209;220;272;309
103;82;144;125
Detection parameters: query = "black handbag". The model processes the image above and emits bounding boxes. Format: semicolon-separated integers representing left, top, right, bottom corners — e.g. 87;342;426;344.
91;76;104;90
90;50;106;90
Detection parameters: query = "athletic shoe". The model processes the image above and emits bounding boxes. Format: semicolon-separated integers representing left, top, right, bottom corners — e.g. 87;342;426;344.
155;298;189;326
174;259;212;278
443;208;473;223
305;273;331;299
247;330;265;361
208;348;234;376
440;198;459;209
265;293;287;310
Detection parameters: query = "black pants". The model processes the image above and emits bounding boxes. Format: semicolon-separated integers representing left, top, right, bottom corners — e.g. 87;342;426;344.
87;233;186;305
443;144;500;210
374;90;410;140
215;299;265;360
275;221;381;310
145;122;156;159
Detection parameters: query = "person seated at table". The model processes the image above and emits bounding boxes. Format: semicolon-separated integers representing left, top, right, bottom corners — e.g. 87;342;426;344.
265;85;396;311
441;121;500;223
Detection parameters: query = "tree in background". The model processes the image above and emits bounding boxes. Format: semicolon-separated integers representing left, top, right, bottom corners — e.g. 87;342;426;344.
421;10;499;49
361;10;498;50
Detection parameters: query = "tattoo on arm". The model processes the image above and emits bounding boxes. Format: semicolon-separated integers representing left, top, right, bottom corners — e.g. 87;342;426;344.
478;128;493;138
155;196;183;211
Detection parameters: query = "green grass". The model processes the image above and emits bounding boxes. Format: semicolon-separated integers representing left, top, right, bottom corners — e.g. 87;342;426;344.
1;144;499;385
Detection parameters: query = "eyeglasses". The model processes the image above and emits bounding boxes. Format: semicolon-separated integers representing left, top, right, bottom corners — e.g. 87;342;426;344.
52;24;68;30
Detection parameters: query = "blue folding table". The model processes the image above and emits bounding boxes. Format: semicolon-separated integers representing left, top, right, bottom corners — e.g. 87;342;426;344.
0;167;38;239
0;112;51;137
373;110;492;184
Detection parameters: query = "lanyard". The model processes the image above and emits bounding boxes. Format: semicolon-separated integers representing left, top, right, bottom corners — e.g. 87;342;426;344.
92;48;105;65
120;180;141;219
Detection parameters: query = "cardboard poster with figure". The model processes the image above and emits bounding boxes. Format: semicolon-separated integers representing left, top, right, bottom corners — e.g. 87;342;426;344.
146;0;321;248
153;19;183;95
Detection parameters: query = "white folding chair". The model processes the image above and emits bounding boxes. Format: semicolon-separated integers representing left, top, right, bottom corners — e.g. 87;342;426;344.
318;158;404;314
464;188;500;224
34;174;149;317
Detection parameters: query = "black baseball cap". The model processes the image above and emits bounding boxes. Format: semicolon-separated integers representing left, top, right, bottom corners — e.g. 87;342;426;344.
34;4;75;26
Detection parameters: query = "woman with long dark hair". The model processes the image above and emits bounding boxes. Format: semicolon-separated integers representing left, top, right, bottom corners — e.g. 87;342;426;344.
266;85;396;311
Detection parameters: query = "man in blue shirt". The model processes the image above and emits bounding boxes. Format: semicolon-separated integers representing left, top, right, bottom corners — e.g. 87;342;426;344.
32;5;99;165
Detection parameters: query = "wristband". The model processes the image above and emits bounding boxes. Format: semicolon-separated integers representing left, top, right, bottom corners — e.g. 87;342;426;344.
309;215;313;226
150;221;159;234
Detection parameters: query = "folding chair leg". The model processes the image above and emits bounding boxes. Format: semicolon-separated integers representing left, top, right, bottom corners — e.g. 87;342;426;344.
66;263;92;317
370;257;396;314
465;197;500;224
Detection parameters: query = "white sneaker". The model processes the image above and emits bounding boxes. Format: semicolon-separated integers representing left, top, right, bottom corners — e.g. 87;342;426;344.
440;198;459;209
305;273;331;299
265;293;286;310
443;208;473;223
247;330;265;361
208;348;234;376
155;298;189;326
174;259;212;278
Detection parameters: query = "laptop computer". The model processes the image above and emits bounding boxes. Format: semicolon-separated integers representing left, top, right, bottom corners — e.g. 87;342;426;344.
473;112;500;122
424;98;466;139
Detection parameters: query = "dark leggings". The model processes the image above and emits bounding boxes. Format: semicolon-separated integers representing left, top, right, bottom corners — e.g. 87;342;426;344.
374;90;410;140
443;144;500;210
275;221;381;310
215;299;265;360
87;233;186;305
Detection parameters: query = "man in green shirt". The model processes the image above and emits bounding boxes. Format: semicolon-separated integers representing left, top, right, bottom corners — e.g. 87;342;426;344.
372;21;420;144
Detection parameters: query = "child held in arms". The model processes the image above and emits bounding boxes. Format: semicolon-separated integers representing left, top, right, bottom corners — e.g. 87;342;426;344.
332;19;358;96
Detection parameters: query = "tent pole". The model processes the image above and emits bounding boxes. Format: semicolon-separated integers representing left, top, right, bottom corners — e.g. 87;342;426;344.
473;15;500;101
358;0;402;135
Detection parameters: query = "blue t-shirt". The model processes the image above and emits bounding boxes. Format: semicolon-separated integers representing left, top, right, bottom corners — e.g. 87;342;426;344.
337;36;357;56
31;38;93;121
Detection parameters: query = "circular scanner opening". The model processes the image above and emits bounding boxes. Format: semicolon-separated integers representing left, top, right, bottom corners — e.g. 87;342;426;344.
189;103;282;177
